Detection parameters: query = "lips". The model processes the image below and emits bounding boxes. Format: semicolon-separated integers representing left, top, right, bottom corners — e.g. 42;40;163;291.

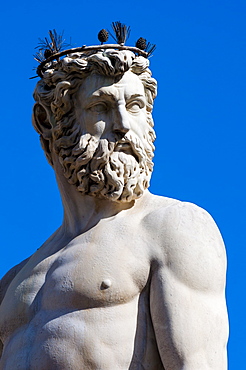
114;140;139;162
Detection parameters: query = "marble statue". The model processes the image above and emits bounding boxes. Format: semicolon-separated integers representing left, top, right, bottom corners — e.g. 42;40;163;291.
0;47;228;369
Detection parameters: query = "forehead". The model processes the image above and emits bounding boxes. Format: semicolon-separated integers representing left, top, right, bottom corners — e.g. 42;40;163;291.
78;71;145;101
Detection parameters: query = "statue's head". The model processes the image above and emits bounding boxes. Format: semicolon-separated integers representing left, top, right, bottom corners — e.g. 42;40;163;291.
33;49;157;202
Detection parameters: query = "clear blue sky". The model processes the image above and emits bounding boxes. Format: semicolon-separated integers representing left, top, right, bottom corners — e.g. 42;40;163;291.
0;0;245;368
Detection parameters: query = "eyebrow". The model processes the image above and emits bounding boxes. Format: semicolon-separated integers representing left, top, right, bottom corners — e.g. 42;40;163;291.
88;90;145;103
92;90;116;98
125;93;146;101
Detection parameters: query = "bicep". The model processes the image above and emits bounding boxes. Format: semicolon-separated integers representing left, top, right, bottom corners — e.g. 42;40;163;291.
150;204;228;370
150;266;228;370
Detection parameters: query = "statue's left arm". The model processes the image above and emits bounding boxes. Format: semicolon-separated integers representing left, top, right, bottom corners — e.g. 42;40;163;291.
150;202;228;370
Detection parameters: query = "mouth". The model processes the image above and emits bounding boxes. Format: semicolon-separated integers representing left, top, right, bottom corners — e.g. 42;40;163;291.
114;141;139;162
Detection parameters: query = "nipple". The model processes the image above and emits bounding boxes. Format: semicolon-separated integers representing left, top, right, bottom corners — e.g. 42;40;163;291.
100;279;112;290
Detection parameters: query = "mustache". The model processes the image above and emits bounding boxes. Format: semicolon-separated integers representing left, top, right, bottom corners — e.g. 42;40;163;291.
71;131;146;163
114;136;140;162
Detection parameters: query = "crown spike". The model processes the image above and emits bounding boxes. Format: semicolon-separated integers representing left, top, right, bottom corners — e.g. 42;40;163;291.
35;29;71;54
145;42;156;57
109;21;130;45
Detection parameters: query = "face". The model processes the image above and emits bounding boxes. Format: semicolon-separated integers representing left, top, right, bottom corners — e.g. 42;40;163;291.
74;71;149;145
51;70;154;202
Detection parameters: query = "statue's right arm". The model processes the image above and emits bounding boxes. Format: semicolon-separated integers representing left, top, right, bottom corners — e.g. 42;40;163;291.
0;257;31;358
0;257;31;304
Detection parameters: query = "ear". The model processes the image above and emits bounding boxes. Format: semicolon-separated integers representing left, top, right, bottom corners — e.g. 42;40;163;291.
32;103;52;135
32;103;54;166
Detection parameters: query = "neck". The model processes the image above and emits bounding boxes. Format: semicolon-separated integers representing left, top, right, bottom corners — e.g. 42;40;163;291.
53;157;135;239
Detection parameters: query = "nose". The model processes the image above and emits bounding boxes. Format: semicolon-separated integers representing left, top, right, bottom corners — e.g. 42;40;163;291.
113;104;130;134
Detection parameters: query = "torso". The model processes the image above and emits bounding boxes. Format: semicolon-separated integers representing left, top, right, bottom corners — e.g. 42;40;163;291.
0;194;176;369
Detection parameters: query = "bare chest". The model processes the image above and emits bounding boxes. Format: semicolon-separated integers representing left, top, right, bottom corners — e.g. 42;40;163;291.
42;232;151;310
0;224;151;339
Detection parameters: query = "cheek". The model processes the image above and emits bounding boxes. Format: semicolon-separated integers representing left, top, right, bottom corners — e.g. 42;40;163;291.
80;112;107;137
129;112;149;138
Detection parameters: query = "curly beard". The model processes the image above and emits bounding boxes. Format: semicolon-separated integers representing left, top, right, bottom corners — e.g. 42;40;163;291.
55;131;154;203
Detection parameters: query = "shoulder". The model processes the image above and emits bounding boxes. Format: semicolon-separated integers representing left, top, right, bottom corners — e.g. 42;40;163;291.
142;192;225;248
0;257;31;305
142;192;227;293
141;192;219;233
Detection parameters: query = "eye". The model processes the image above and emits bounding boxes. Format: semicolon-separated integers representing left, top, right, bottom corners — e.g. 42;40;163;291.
127;100;145;114
89;103;108;113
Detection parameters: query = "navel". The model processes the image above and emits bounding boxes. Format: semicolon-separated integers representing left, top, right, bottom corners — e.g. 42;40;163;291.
100;279;112;290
